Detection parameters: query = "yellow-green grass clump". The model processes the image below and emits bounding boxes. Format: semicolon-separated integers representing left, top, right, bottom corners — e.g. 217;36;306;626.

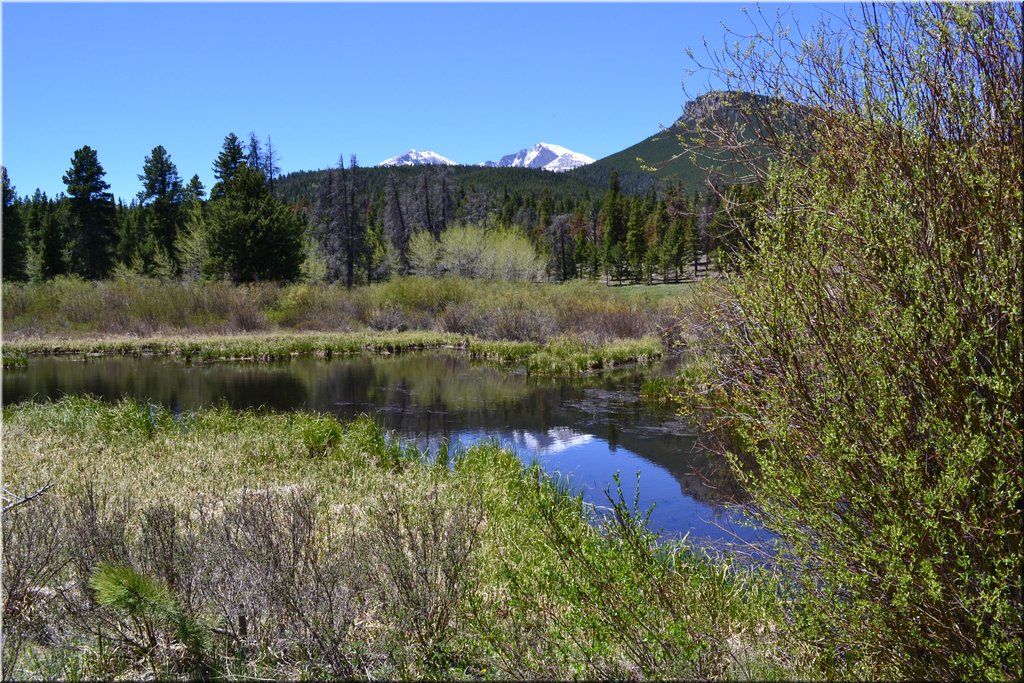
5;331;664;376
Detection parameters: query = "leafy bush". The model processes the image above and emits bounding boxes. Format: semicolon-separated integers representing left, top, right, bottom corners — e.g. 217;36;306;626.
407;224;545;282
683;4;1022;679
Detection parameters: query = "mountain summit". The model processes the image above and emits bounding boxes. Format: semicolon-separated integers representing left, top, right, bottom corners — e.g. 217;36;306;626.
377;149;458;167
482;143;595;172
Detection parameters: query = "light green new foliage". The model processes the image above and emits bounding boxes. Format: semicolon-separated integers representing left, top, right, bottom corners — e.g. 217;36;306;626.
407;224;545;281
681;4;1022;679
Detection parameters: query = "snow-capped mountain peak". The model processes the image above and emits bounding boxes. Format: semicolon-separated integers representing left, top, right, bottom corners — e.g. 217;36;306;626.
481;143;595;172
377;149;458;167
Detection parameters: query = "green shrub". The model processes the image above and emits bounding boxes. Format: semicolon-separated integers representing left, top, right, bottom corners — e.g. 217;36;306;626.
682;4;1022;678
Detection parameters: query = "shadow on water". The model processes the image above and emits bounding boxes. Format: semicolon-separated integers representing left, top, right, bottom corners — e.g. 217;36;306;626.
3;352;770;546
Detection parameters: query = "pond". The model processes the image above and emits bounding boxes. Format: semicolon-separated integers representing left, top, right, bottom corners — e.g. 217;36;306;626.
3;352;768;547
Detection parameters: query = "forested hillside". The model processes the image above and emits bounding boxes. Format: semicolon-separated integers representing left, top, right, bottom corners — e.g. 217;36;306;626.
3;102;766;288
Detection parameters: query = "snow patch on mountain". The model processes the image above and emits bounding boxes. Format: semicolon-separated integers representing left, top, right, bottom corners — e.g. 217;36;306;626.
482;143;595;172
377;149;458;167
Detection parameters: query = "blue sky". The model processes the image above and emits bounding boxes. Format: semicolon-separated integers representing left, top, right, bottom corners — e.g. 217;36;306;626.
3;2;835;201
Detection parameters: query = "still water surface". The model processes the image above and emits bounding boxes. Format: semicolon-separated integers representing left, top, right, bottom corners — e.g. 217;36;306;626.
3;352;767;546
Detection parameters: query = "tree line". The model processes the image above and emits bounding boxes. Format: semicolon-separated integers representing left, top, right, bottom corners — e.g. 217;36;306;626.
2;138;759;286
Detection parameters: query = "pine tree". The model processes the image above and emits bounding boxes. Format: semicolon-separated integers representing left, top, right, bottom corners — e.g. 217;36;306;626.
644;200;669;283
137;145;185;271
183;175;206;204
2;167;28;281
546;213;574;281
211;133;246;199
600;171;625;281
384;171;410;274
625;196;647;282
25;191;66;279
114;199;144;270
63;145;117;279
205;164;305;282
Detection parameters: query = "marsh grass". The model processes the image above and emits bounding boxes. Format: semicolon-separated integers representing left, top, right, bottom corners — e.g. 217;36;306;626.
2;397;798;680
2;275;695;345
4;331;663;376
526;335;663;374
2;348;28;368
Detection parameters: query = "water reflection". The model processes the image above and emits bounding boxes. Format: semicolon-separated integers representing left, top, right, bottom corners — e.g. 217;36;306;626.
3;353;766;544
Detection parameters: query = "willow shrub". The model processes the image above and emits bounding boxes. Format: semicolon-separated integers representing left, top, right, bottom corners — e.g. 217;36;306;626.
682;4;1022;680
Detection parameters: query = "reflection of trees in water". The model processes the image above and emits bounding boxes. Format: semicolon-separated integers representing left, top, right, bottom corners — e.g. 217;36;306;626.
3;357;310;412
4;353;743;505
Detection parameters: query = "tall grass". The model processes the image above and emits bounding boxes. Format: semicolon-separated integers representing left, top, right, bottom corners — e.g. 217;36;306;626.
2;275;694;344
2;397;798;680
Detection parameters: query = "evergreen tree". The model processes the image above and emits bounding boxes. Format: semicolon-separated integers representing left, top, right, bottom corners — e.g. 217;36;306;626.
537;188;555;241
436;167;453;232
211;133;245;199
183;175;206;204
418;169;435;236
600;171;626;281
546;213;575;281
644;200;669;283
114;199;144;269
25;191;66;279
384;171;410;274
177;200;208;280
63;145;117;279
625;196;647;282
137;145;185;271
205;164;304;282
2;167;28;281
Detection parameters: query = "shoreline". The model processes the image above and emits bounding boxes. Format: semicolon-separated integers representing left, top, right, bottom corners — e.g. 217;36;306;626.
2;329;664;375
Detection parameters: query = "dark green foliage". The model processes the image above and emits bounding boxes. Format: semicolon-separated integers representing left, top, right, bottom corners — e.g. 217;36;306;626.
25;192;67;279
136;145;185;272
183;174;205;203
275;164;597;208
600;171;626;279
205;164;305;282
211;133;245;200
2;167;28;281
20;114;764;285
625;195;647;280
62;145;117;280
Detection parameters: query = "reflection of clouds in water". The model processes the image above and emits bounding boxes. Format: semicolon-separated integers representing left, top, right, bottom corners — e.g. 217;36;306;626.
508;427;595;456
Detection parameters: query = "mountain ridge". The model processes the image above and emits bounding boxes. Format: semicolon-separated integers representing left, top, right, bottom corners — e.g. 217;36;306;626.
378;149;458;167
481;142;594;172
377;142;595;173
